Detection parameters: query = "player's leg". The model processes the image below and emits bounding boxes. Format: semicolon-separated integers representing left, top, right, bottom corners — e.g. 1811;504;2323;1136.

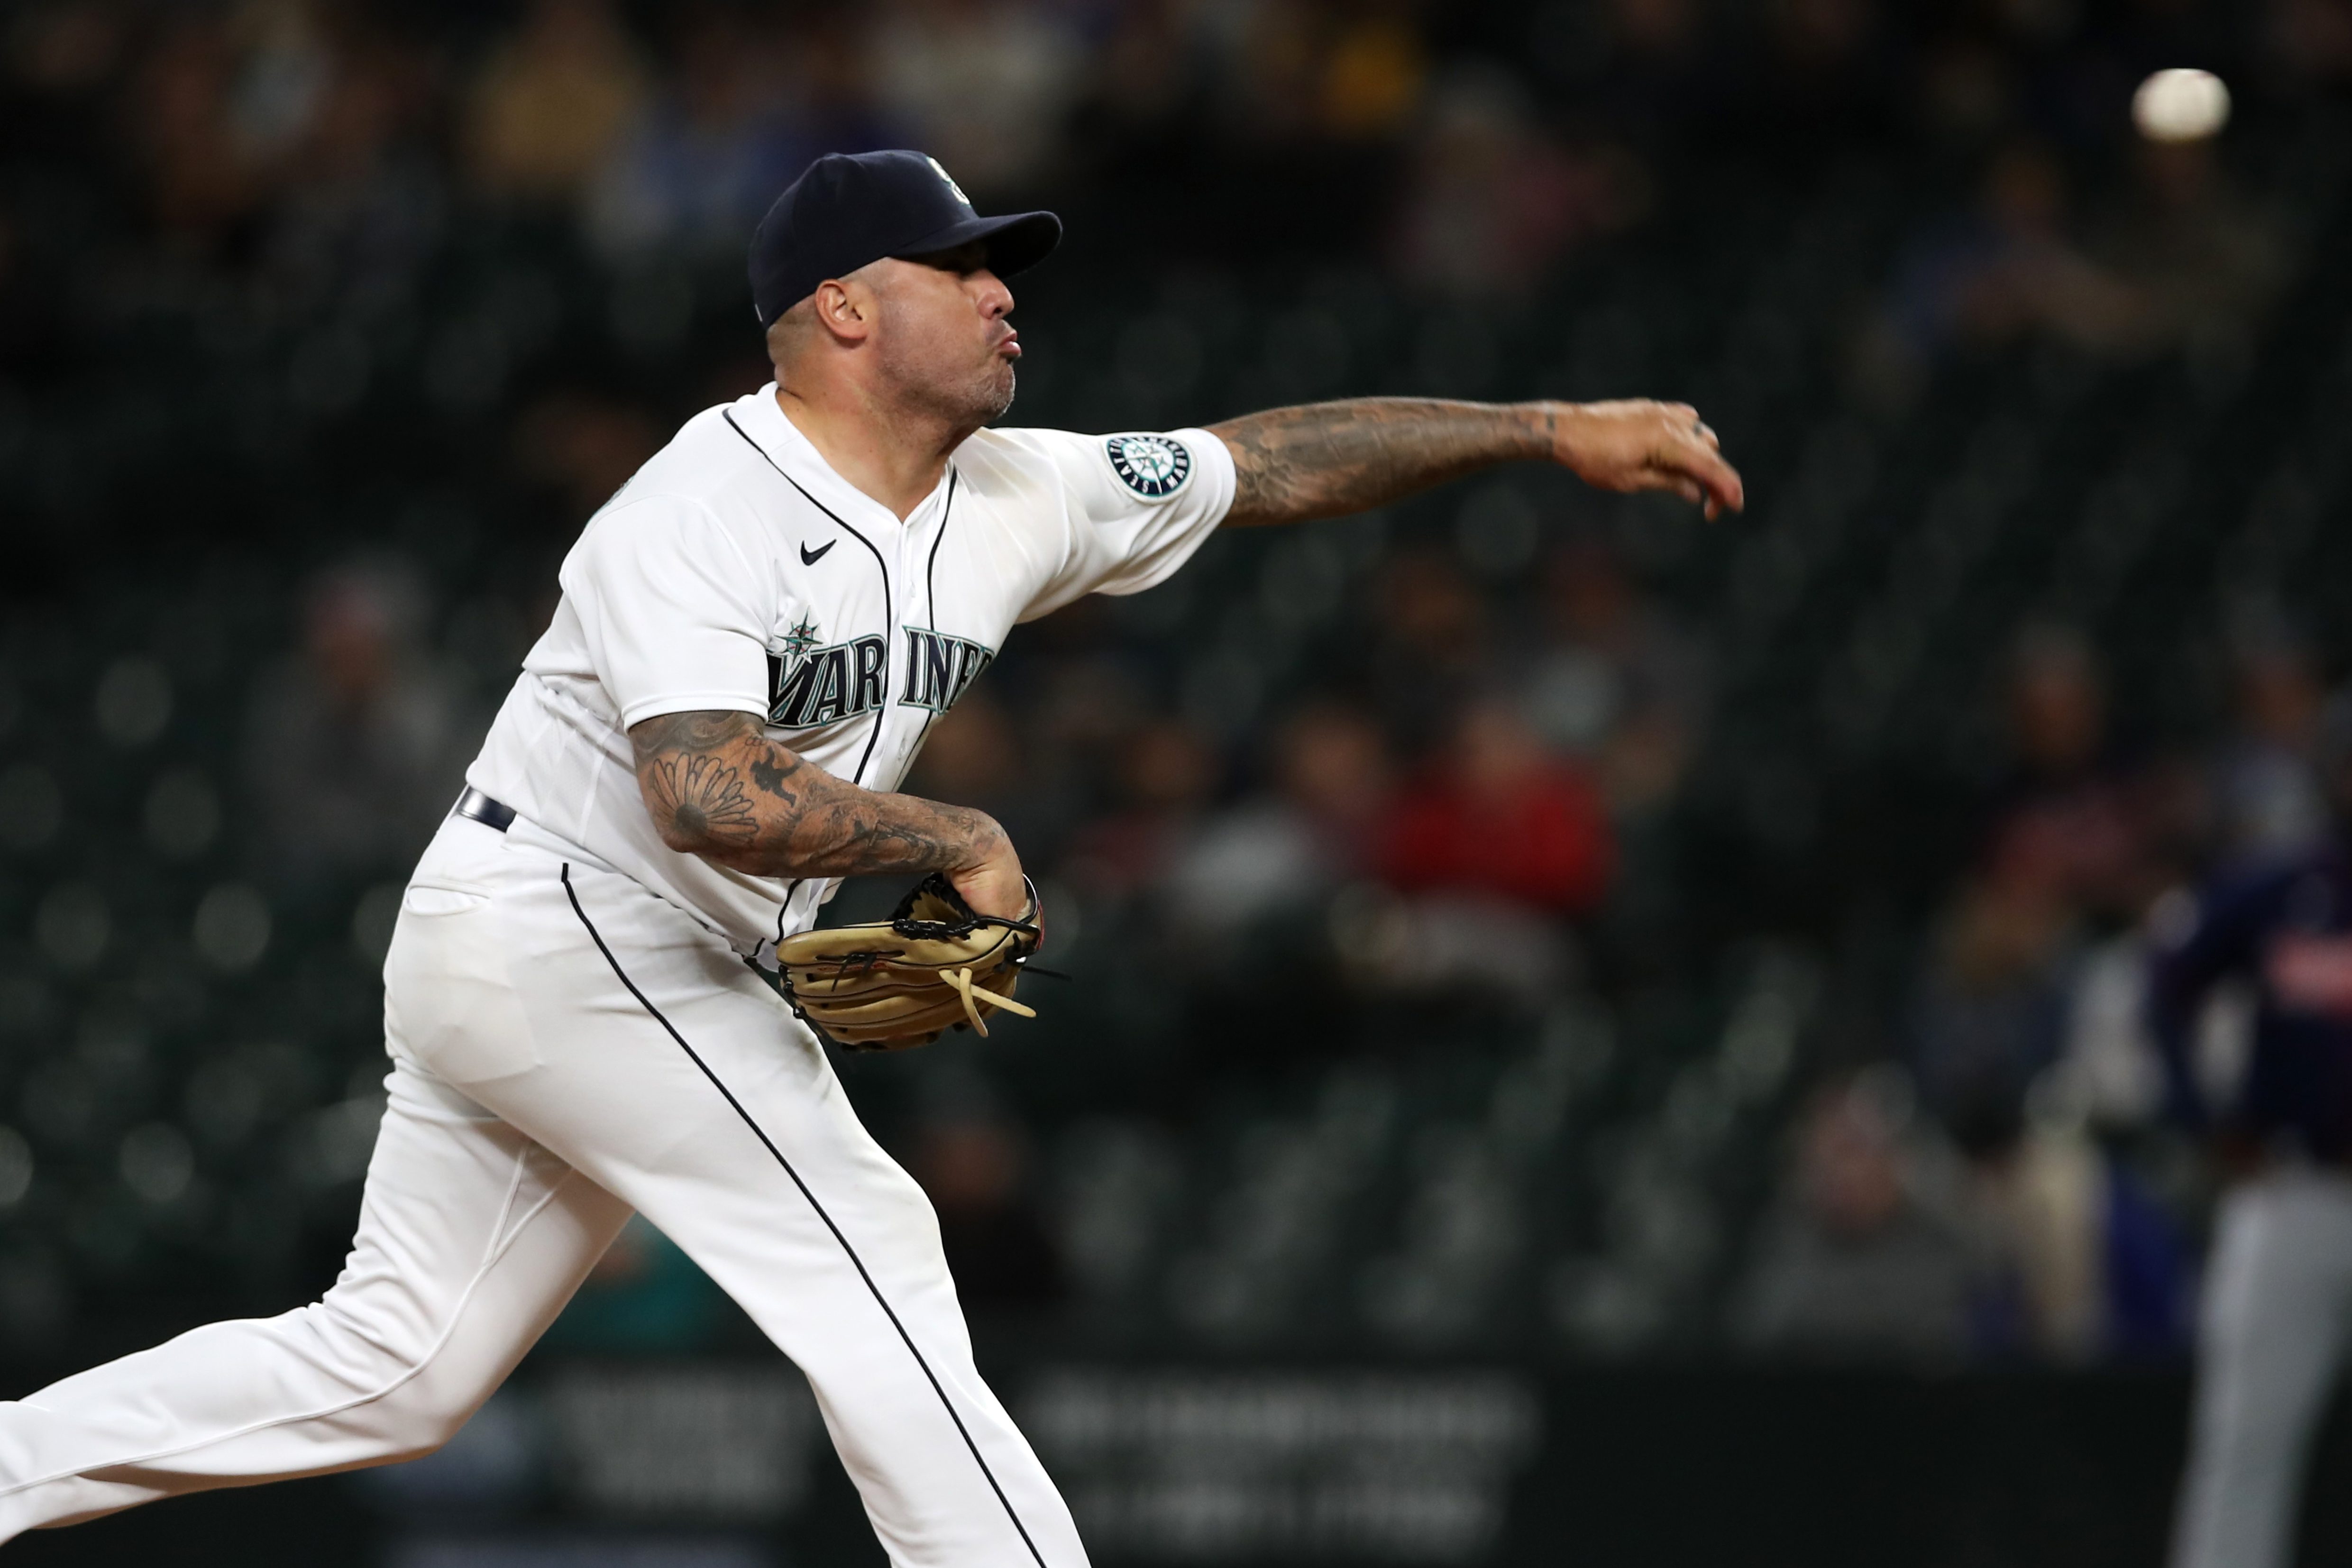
0;842;634;1540
454;853;1086;1568
2169;1168;2352;1568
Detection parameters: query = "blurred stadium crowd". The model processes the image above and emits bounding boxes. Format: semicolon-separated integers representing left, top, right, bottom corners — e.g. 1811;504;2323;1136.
0;0;2350;1395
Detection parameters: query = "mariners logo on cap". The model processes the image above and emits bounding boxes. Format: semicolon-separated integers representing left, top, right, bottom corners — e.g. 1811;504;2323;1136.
1104;434;1192;500
926;156;972;207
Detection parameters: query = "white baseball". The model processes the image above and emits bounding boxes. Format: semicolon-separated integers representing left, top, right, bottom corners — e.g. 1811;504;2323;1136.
2133;68;2231;144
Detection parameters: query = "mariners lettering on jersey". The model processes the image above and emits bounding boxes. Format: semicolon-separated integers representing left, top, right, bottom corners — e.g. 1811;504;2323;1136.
900;628;997;712
767;613;888;729
1104;434;1193;500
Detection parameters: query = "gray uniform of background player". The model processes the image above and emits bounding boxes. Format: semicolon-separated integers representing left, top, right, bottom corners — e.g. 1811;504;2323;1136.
2154;843;2352;1568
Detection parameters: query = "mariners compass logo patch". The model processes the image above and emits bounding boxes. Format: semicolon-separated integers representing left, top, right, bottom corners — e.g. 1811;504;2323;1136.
1104;434;1193;500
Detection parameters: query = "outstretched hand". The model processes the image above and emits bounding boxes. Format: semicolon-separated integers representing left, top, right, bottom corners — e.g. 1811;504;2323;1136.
1550;400;1745;520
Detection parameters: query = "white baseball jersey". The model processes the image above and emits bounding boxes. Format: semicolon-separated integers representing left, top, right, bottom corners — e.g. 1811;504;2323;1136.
0;385;1240;1568
467;384;1235;954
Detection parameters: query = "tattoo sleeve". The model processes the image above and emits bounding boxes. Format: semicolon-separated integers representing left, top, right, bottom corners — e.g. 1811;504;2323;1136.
1206;398;1555;528
627;710;1007;880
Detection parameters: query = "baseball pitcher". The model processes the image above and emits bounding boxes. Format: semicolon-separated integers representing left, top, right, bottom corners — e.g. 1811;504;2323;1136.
0;150;1741;1564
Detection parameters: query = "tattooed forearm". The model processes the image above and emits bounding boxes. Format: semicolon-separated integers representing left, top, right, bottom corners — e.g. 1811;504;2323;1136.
1207;398;1554;528
746;747;802;801
1207;395;1746;526
642;751;760;846
628;710;1007;880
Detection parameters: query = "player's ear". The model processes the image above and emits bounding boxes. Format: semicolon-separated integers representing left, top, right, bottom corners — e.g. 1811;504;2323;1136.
811;278;873;345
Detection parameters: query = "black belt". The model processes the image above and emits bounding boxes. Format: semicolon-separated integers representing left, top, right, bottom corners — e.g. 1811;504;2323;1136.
453;787;517;832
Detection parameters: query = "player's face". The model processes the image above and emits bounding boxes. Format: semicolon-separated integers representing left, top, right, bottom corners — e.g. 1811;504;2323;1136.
872;245;1019;426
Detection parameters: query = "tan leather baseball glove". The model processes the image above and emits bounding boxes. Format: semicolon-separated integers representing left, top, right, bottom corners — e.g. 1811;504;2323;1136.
774;873;1043;1051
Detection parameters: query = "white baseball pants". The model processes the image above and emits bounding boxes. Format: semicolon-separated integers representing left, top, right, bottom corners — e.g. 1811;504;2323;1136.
2171;1165;2352;1568
0;814;1086;1568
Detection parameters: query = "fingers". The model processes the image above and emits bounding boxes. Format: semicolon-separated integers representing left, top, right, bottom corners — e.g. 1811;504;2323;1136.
1680;445;1745;514
1563;400;1744;515
1655;412;1744;516
1668;404;1721;451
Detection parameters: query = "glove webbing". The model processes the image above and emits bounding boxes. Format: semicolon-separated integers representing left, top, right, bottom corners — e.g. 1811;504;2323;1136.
943;965;1036;1036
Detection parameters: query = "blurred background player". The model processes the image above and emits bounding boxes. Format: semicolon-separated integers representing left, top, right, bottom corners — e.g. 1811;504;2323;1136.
2159;717;2352;1568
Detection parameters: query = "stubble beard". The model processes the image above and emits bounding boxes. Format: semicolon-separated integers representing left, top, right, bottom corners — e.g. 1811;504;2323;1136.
879;320;1017;433
932;351;1016;427
979;360;1017;424
933;362;1017;431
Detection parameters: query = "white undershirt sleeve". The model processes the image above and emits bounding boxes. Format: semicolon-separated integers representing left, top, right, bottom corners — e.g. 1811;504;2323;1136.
561;495;772;729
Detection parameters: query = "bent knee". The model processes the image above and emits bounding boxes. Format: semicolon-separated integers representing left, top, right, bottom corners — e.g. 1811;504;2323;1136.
326;1375;495;1472
285;1295;451;1390
267;1298;502;1442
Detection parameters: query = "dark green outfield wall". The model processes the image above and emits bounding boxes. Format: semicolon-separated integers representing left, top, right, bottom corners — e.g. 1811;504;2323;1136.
14;1356;2352;1568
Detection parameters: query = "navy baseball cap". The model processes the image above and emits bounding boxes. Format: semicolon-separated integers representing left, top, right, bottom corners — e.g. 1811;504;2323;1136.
749;150;1062;328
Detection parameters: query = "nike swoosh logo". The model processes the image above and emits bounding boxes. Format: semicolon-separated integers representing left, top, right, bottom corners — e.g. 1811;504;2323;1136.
800;540;836;566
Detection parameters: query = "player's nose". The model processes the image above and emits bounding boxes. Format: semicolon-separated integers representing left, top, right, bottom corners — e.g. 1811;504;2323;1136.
972;269;1013;318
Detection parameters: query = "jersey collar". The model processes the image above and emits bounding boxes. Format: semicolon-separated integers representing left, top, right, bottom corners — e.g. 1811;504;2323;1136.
734;384;954;532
